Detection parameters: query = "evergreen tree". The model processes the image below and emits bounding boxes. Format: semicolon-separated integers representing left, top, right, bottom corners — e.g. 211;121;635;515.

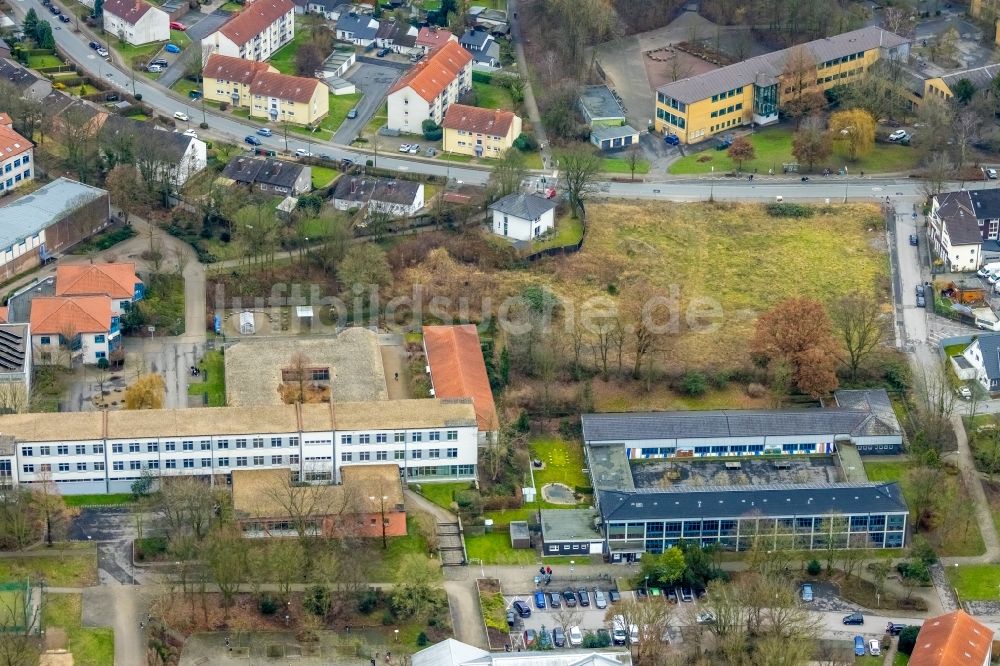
93;0;104;18
23;8;38;38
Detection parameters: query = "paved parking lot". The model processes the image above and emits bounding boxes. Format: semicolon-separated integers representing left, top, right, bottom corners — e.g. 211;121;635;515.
333;61;402;144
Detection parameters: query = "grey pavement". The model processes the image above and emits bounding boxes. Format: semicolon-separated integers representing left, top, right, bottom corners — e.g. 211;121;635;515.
507;0;550;169
160;9;231;88
332;62;401;145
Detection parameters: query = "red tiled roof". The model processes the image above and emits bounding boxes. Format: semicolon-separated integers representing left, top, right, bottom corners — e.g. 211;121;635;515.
910;610;994;666
0;112;12;127
388;41;471;103
56;263;141;300
219;0;294;47
423;324;498;431
250;71;322;104
442;103;517;136
416;26;455;49
103;0;158;24
203;54;274;84
29;296;112;335
0;124;30;161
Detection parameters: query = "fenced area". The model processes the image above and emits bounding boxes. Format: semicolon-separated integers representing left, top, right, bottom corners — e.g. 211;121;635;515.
0;579;38;634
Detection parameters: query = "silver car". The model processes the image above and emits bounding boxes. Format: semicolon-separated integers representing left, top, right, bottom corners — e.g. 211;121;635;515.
593;588;607;609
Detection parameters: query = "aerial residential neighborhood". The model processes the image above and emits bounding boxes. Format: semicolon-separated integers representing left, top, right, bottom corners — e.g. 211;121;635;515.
8;0;1000;664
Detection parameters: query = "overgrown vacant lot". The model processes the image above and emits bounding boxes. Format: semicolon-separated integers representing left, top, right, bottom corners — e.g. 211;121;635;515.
538;201;888;366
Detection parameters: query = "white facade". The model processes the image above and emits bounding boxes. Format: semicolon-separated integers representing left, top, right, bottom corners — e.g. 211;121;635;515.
32;328;120;365
103;4;169;46
491;206;554;241
387;66;471;133
175;137;207;186
203;8;294;61
2;404;479;495
0;146;33;194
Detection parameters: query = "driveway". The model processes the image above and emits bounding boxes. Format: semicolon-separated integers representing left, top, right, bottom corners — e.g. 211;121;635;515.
332;61;401;144
157;10;230;87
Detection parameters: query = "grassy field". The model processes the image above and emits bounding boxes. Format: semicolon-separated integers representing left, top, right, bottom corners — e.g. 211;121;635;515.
114;30;189;64
947;563;1000;600
187;350;225;406
466;532;537;564
268;33;306;75
369;516;438;581
171;77;201;99
44;593;114;666
26;54;63;68
865;461;984;557
411;482;472;511
601;156;651;175
502;201;887;366
668;127;921;175
64;493;135;507
530;215;584;252
472;81;515;111
529;436;588;490
290;92;363;141
364;102;388;137
311;165;338;189
0;552;98;587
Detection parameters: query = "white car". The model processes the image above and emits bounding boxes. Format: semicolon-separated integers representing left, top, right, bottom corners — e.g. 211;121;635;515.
696;611;716;624
888;129;908;142
294;148;312;157
988;168;998;180
182;129;198;138
398;143;411;153
567;626;583;647
96;47;109;58
868;639;881;656
408;143;420;154
957;385;972;400
173;111;189;122
147;65;162;73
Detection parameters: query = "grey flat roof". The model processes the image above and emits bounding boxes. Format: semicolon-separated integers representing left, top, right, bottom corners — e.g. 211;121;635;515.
0;178;107;250
658;26;908;104
540;509;602;542
586;444;634;492
579;85;625;121
598;482;908;521
6;276;55;323
592;125;639;142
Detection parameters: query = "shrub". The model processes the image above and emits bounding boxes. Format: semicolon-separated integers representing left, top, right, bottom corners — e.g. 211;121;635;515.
896;560;931;585
898;625;920;655
258;593;279;615
417;632;429;646
219;101;228;111
134;536;167;561
806;559;821;576
219;230;231;243
422;119;442;141
766;202;814;218
681;371;709;397
304;585;331;617
357;589;381;614
746;382;767;398
381;610;395;625
513;133;539;152
134;93;142;101
515;411;530;433
455;489;484;515
911;536;938;565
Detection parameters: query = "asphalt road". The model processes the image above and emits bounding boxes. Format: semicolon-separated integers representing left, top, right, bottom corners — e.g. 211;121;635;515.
332;61;400;145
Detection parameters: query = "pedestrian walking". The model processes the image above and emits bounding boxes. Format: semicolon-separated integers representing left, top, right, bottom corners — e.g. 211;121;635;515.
394;372;399;381
139;622;144;630
372;658;376;666
546;566;552;575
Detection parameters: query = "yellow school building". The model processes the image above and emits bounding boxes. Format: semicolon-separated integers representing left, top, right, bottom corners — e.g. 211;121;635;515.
654;26;909;145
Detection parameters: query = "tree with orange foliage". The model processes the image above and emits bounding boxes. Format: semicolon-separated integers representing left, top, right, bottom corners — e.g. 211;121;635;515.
752;297;840;397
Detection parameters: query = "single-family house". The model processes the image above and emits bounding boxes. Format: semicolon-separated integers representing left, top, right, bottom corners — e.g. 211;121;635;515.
0;114;34;195
441;104;521;158
102;0;170;46
376;20;418;54
957;334;1000;394
55;263;144;315
488;192;557;241
459;28;500;70
97;114;207;187
415;26;456;54
386;41;472;132
201;0;295;62
292;0;348;19
29;295;120;365
222;155;312;195
332;176;424;216
908;610;993;666
0;59;53;101
249;71;329;125
335;12;379;46
929;189;1000;271
202;53;276;108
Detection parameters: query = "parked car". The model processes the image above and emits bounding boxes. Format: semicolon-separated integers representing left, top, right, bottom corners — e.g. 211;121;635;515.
340;158;354;170
886;622;908;636
988;168;998;180
506;610;516;627
665;588;678;603
399;143;411;152
800;584;813;602
377;47;391;57
680;587;694;602
294;148;313;157
909;233;918;246
524;629;536;646
552;626;566;648
533;590;546;609
696;611;716;624
257;127;273;137
58;14;70;22
188;90;202;99
608;589;621;603
147;65;162;73
917;294;926;308
868;639;881;656
715;135;733;150
165;43;181;53
549;592;561;609
957;385;972;399
150;58;168;67
854;636;865;656
48;6;61;15
562;589;576;607
512;600;531;618
888;129;908;142
173;111;189;121
408;143;420;154
567;626;583;647
169;21;187;30
593;589;607;609
916;284;924;297
96;48;109;58
611;616;627;645
182;129;198;138
843;612;864;625
89;41;100;49
244;135;262;146
664;133;680;146
347;108;358;119
577;588;590;607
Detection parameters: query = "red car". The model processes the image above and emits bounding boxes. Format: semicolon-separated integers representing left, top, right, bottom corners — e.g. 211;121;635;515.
169;21;186;30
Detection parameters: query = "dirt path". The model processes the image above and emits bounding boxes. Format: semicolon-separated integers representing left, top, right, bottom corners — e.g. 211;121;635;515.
379;344;410;400
443;580;488;649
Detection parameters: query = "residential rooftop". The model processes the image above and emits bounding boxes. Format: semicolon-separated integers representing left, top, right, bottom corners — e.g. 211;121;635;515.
217;0;294;46
488;192;557;220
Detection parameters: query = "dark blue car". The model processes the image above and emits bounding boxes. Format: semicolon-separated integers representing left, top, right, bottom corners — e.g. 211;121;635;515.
664;134;680;146
533;590;546;609
244;135;262;146
854;636;865;657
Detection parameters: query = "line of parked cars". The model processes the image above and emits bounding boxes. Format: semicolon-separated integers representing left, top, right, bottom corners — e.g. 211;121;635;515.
398;143;420;154
88;41;110;59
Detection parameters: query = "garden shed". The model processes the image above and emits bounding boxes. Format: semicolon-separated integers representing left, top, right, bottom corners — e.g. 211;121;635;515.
509;521;531;549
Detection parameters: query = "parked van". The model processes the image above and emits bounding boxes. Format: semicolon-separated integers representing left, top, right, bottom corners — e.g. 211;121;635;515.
979;262;1000;277
611;616;627;645
973;307;1000;331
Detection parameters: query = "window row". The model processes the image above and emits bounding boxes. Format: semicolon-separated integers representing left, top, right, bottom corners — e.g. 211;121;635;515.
340;430;459;445
819;51;864;69
710;102;743;118
22;437;304;457
24;455;304;474
656;107;686;129
340;448;459;462
607;514;906;539
710;87;743;103
24;462;105;473
657;92;686;112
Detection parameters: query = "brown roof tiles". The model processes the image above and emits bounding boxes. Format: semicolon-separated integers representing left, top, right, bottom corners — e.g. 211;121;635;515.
56;263;141;300
203;53;274;84
103;0;158;24
442;103;517;137
423;325;498;431
249;71;322;103
29;296;112;335
218;0;294;47
388;40;471;103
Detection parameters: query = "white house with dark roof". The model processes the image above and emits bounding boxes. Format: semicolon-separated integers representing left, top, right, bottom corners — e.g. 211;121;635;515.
488;192;557;241
102;0;169;46
222;155;311;195
929;189;1000;271
957;334;1000;394
459;28;500;70
332;176;424;217
335;12;379;46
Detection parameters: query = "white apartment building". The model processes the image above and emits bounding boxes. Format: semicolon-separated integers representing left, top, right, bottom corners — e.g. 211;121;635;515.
102;0;169;46
0;399;478;494
0;114;33;194
201;0;295;62
386;40;472;133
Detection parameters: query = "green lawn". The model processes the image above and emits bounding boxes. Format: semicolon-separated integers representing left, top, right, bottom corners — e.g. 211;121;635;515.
529;436;588;490
601;156;651;175
947;563;1000;600
311;165;338;189
668;127;921;175
466;532;536;565
0;552;98;587
438;152;475;163
44;593;114;666
171;77;201;99
411;482;472;511
944;343;969;357
369;516;439;581
63;493;135;507
484;507;537;526
268;32;307;75
472;81;515;111
187;350;225;407
288;92;362;142
26;54;63;68
363;102;388;137
220;0;242;9
115;30;189;65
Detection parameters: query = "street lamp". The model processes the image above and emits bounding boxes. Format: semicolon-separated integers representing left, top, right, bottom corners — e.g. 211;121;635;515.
570;560;575;577
394;629;399;642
